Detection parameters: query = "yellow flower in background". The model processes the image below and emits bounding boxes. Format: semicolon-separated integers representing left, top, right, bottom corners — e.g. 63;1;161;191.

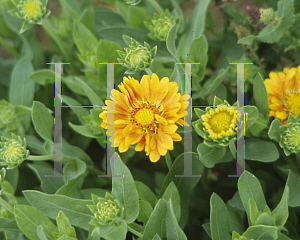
99;74;189;162
264;66;300;125
201;100;239;147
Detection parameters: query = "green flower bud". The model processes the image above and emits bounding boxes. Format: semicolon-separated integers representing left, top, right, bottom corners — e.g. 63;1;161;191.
87;192;124;226
145;9;176;41
235;25;249;40
117;38;157;74
0;100;16;128
0;133;29;169
15;0;50;24
124;0;142;5
259;8;275;25
279;122;300;155
82;114;103;135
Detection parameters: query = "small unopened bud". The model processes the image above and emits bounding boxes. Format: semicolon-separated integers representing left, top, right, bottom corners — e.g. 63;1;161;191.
259;8;276;25
235;25;249;39
280;122;300;155
16;0;50;24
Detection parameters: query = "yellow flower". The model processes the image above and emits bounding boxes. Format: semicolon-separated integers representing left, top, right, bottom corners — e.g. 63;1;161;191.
99;74;189;162
201;101;239;147
264;66;300;125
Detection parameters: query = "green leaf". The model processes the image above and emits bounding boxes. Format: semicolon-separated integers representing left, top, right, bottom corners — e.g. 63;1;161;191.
28;162;65;194
268;119;282;143
188;35;208;82
68;122;101;138
286;170;300;207
152;234;162;240
177;0;210;58
238;171;267;220
29;69;54;85
73;22;98;55
253;73;269;119
0;217;19;232
56;177;80;198
272;186;289;227
245;105;259;132
98;219;127;240
32;101;54;142
9;58;34;107
36;225;48;240
14;205;58;240
166;24;179;62
62;95;89;124
166;199;187;240
135;181;157;208
62;155;86;181
202;223;211;238
127;6;150;29
255;212;276;226
197;143;227;168
159;152;203;228
143;199;167;240
111;153;139;223
242;225;277;239
249;198;260;226
56;211;76;238
161;182;180;221
137;200;152;225
210;193;231;240
23;190;93;231
200;68;229;99
237;35;257;45
245;139;279;162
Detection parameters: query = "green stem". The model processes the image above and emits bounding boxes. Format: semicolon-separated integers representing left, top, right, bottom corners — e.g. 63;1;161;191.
145;68;153;76
165;151;172;170
0;197;14;214
0;35;21;59
128;225;143;238
147;0;164;14
129;222;145;232
27;155;54;161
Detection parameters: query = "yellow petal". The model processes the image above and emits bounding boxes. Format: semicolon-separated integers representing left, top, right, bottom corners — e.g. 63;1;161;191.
149;148;160;162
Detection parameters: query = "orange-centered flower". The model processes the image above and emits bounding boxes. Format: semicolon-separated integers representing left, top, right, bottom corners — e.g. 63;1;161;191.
264;66;300;125
99;74;189;162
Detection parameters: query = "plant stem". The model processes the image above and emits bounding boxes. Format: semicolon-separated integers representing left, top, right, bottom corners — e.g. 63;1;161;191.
27;155;54;161
165;151;172;170
145;68;153;76
147;0;164;14
128;226;143;238
0;35;21;59
129;222;145;232
0;197;14;214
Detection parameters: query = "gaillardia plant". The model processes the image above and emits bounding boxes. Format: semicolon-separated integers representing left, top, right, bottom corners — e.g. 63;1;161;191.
87;192;124;226
0;133;29;169
99;74;189;162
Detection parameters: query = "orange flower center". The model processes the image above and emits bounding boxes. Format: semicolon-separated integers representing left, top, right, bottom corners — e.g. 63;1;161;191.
129;101;163;132
283;90;300;117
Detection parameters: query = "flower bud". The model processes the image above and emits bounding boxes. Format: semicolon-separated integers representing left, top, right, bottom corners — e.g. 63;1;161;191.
279;122;300;155
145;9;176;41
15;0;50;24
117;38;157;74
82;114;103;135
0;133;29;169
235;25;249;39
87;192;124;226
259;8;276;25
0;100;16;128
244;4;260;25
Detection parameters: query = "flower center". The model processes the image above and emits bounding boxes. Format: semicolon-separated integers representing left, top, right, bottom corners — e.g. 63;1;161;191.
284;91;300;117
129;101;163;132
208;111;234;134
22;0;43;20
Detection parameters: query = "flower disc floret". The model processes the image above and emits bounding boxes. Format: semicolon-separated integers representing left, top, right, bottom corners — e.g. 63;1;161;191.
264;66;300;125
117;38;157;74
99;74;189;162
145;9;176;41
201;101;239;147
0;133;29;169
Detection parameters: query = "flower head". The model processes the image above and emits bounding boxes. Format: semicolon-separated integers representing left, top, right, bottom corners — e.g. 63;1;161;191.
87;192;124;226
0;133;29;169
279;122;300;155
264;66;300;125
117;38;157;74
99;74;189;162
0;100;16;128
145;9;176;41
200;100;239;147
16;0;50;24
